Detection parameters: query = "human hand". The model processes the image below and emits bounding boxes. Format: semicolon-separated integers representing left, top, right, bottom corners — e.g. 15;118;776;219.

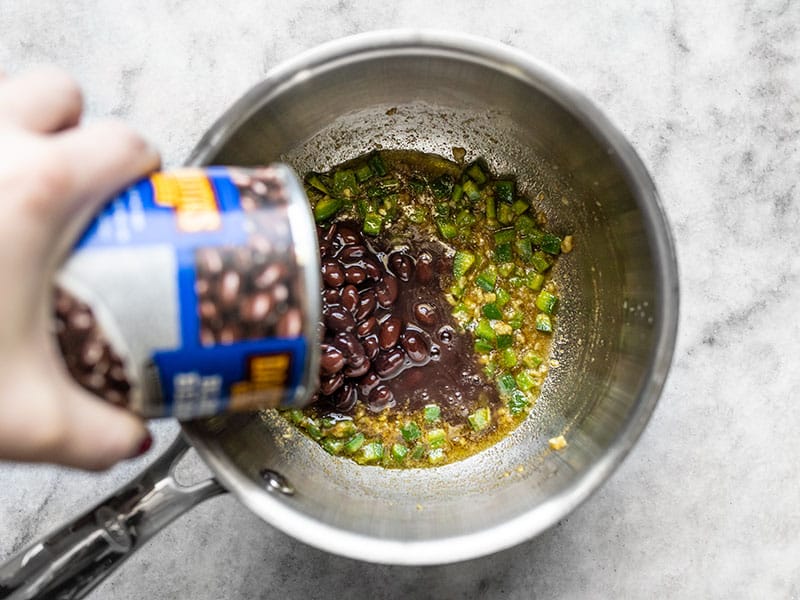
0;67;160;470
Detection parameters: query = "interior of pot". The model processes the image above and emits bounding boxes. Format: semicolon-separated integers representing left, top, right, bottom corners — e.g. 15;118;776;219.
183;34;677;564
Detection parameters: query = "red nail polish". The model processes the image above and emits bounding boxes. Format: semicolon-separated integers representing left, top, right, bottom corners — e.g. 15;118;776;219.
133;433;153;457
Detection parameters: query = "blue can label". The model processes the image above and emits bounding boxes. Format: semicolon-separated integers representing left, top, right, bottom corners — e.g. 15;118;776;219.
54;166;317;418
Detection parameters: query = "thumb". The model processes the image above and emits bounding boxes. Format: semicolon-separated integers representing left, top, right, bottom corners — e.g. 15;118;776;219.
56;383;152;471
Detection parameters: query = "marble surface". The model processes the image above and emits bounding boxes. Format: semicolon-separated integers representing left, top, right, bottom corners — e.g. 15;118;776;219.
1;1;799;598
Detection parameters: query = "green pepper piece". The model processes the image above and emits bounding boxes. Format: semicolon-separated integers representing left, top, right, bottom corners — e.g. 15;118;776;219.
485;195;496;221
287;409;304;424
523;352;543;368
456;209;476;228
497;262;516;277
453;250;476;278
392;443;409;462
367;179;400;198
530;251;552;273
525;271;545;290
507;389;529;416
427;428;446;448
423;404;441;423
511;199;529;215
333;170;357;196
436;218;458;240
360;441;384;463
508;313;524;330
494;242;513;263
515;237;533;262
475;267;497;291
401;421;422;442
467;407;491;431
497;374;516;396
466;163;487;185
494;180;515;204
344;432;365;454
355;163;373;182
483;360;498;378
411;444;426;460
508;275;524;288
501;347;517;368
515;214;537;235
496;333;513;349
497;202;514;225
407;206;427;223
462;179;481;201
515;370;537;392
536;290;558;314
538;232;563;255
495;288;511;308
368;153;387;176
305;419;323;440
362;212;383;236
535;313;553;333
493;228;515;245
306;173;329;194
431;175;454;198
482;303;503;320
451;183;464;202
474;339;493;354
328;420;357;439
475;318;496;343
322;438;345;455
313;197;343;222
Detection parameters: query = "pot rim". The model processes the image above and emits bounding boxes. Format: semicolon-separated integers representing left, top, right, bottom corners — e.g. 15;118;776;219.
184;28;679;565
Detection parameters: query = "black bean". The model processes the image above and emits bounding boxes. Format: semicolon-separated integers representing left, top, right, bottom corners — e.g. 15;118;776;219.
401;329;430;363
195;277;211;298
367;385;394;411
358;371;380;396
219;324;239;344
324;305;356;333
271;283;289;304
416;251;434;283
321;259;345;288
344;354;370;378
341;285;359;314
218;271;241;308
344;265;367;285
241;292;272;322
320;222;337;243
199;300;218;321
356;316;378;338
332;384;357;412
338;245;367;264
320;372;344;395
196;248;223;275
379;316;402;350
254;263;286;290
375;274;398;307
336;226;359;246
362;257;383;281
437;326;455;344
332;332;364;359
361;334;380;360
319;240;333;258
354;289;377;321
413;302;437;327
388;252;414;282
374;348;405;378
277;308;302;337
320;344;345;374
322;288;341;306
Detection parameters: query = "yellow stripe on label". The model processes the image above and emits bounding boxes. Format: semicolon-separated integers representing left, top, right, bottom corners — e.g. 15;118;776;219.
151;169;221;232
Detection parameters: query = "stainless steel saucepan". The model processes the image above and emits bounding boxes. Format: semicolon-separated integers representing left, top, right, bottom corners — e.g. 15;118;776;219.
0;30;678;600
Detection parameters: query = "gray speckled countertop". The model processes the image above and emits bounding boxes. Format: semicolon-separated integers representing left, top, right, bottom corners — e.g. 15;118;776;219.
1;2;799;598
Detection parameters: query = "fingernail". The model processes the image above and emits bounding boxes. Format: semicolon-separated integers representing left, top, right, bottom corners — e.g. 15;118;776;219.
132;432;153;458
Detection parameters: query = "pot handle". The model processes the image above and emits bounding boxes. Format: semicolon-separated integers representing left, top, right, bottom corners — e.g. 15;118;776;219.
0;434;225;600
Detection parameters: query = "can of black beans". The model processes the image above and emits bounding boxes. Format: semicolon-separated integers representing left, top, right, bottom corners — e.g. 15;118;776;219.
53;165;321;419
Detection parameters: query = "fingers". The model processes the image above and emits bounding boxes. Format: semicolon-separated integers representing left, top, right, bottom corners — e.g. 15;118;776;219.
28;120;160;258
55;384;152;471
0;362;151;470
0;66;83;133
